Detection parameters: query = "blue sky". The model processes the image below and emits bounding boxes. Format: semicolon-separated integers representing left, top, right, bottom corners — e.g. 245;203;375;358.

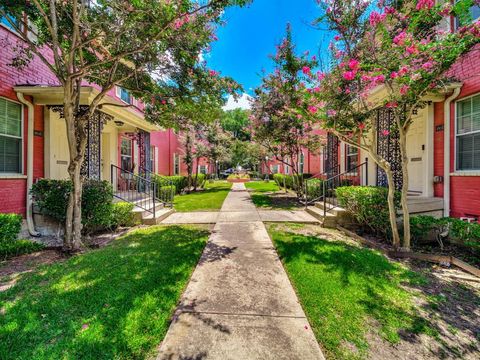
207;0;331;97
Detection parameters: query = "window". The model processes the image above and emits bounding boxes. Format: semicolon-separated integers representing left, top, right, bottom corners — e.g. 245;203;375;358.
456;94;480;170
173;153;180;175
271;164;280;174
198;165;207;174
120;138;133;171
455;1;480;29
150;146;155;173
298;152;305;174
346;144;358;172
0;13;20;32
117;86;133;104
0;98;22;174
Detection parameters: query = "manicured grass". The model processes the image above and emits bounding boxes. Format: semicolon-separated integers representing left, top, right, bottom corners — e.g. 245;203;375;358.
0;225;209;360
173;181;232;212
245;180;280;193
267;224;434;360
246;181;299;210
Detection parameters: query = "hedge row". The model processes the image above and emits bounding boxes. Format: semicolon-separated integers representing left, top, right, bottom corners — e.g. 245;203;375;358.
411;215;480;253
0;213;44;260
31;179;137;234
336;186;400;239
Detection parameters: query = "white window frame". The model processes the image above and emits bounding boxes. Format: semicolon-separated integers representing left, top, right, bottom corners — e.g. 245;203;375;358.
345;144;359;174
455;93;480;172
150;145;156;173
173;153;180;175
298;152;305;174
116;86;133;105
0;96;24;175
454;1;480;30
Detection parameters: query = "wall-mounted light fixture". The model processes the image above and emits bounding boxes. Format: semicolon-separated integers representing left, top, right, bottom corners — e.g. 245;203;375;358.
114;120;124;127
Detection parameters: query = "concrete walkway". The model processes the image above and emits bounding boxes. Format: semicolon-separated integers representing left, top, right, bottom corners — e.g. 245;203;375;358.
157;183;324;360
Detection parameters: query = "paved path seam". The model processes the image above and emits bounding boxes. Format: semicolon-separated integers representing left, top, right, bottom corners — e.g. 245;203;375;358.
157;183;325;360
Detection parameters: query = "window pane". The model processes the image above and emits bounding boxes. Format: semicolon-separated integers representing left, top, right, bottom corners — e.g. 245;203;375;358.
458;98;471;117
0;98;22;137
121;138;131;155
457;115;472;134
457;134;480;170
0;136;21;173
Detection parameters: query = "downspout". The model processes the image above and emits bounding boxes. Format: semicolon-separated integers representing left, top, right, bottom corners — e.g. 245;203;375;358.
16;92;40;236
443;85;461;217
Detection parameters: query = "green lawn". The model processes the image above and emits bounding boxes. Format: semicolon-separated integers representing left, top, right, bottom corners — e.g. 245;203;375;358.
246;181;299;210
267;223;434;360
0;225;209;360
173;181;232;212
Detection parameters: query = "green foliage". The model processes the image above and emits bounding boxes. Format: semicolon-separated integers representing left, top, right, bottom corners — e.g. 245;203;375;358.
158;185;176;203
154;175;187;195
221;108;251;140
0;213;22;243
305;178;325;200
192;173;206;188
0;225;209;359
227;173;250;180
336;186;400;239
272;174;304;192
82;180;114;234
268;223;432;360
31;179;115;234
111;202;136;228
31;179;72;222
410;215;480;253
245;181;279;193
1;240;44;261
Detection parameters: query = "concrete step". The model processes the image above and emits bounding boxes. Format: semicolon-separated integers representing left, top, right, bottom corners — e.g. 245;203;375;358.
314;201;346;217
132;203;165;222
401;197;444;215
306;206;337;228
142;208;175;225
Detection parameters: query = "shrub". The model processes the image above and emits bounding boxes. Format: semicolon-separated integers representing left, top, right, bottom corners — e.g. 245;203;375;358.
305;178;324;200
0;213;44;260
0;213;22;243
31;179;114;234
0;240;44;261
31;179;72;222
82;180;114;233
227;174;250;180
410;215;480;253
192;173;206;188
154;175;187;194
157;185;175;203
111;202;136;228
273;174;285;186
336;186;400;239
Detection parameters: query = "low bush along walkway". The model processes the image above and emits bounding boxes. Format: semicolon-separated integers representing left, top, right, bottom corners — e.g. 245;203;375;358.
173;181;232;212
0;225;209;360
245;180;301;210
267;223;480;360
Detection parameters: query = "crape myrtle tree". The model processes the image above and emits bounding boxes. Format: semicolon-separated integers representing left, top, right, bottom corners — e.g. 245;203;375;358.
306;0;480;250
250;24;321;195
146;65;242;191
0;0;249;251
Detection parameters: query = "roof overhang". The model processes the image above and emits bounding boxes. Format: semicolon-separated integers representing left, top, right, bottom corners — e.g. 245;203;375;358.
13;85;160;132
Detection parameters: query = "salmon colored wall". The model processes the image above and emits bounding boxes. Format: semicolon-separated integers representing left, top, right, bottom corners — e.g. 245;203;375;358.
433;102;445;198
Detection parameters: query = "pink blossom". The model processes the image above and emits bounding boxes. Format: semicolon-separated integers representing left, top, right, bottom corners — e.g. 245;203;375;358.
302;66;311;75
381;129;390;136
422;61;434;70
369;11;386;27
334;35;341;41
348;59;360;70
406;44;418;55
297;114;303;119
314;87;321;93
343;71;356;81
400;85;410;95
317;71;325;81
390;71;398;79
393;31;406;45
416;0;434;11
209;70;218;76
386;102;398;108
358;123;366;130
312;55;317;61
398;66;409;76
308;105;318;114
327;109;337;117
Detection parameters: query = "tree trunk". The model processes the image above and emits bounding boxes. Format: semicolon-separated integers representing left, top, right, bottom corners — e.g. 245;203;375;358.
398;128;411;251
384;167;401;249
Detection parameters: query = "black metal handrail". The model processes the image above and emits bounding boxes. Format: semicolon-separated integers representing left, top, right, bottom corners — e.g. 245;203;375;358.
302;164;340;206
322;158;369;217
138;166;175;208
111;164;158;217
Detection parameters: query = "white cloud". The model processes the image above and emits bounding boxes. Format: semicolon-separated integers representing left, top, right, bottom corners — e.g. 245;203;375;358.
223;93;252;111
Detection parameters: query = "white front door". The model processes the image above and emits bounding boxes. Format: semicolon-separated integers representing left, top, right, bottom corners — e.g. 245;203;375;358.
406;112;426;194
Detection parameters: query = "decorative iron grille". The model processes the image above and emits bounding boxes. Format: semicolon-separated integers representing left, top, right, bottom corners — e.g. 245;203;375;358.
137;130;151;174
376;107;403;190
50;106;110;180
325;132;339;178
